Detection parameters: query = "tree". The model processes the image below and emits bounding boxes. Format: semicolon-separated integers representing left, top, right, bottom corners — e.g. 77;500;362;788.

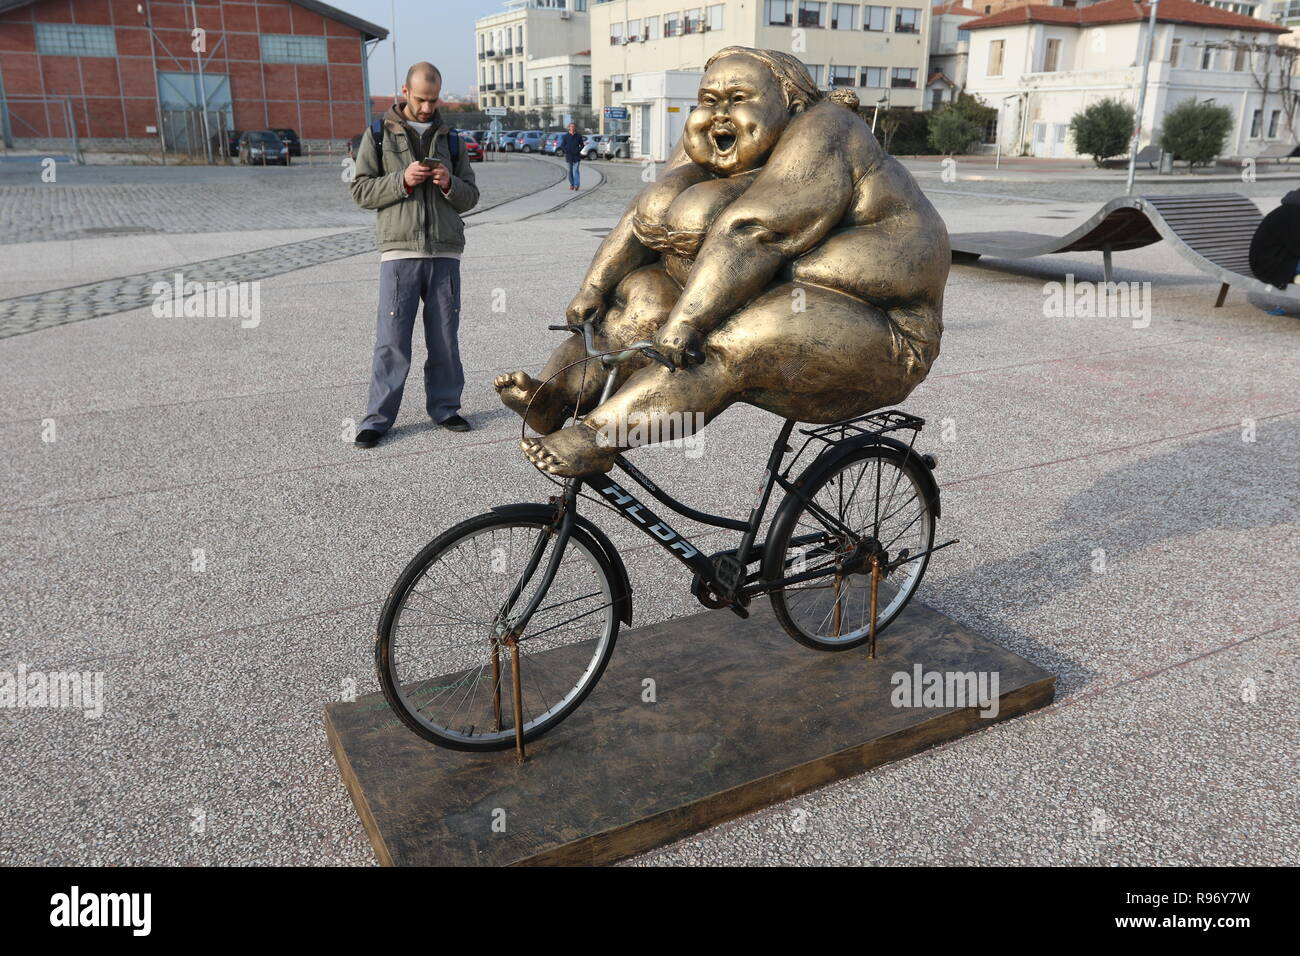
927;94;995;155
1159;99;1234;169
1069;98;1134;167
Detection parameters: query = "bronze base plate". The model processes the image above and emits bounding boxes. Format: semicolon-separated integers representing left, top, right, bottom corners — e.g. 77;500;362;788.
325;601;1055;866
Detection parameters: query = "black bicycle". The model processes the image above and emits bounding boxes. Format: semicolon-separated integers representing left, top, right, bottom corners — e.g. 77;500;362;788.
376;322;953;754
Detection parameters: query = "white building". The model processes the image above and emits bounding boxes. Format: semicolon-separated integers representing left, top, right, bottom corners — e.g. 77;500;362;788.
590;0;935;150
526;51;595;125
962;0;1296;158
929;2;982;104
474;0;591;115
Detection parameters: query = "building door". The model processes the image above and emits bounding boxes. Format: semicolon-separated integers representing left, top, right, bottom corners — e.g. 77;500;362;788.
157;71;233;152
1032;121;1048;157
1045;123;1066;158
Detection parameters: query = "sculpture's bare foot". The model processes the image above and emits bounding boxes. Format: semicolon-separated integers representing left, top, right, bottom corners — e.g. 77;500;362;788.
520;423;619;477
494;370;564;433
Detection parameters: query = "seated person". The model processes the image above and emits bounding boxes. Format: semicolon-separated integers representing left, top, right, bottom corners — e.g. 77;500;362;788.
495;46;950;476
1248;189;1300;292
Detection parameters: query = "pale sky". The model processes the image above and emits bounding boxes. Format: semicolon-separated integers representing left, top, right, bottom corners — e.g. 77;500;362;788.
333;0;511;100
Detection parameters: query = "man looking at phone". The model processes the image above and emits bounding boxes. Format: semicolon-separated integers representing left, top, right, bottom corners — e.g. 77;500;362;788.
350;61;479;447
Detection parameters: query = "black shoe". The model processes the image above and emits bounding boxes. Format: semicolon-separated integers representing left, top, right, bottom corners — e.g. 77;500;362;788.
354;428;384;448
436;414;471;432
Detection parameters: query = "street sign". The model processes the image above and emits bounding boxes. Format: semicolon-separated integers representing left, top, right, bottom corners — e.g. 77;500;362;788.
603;107;628;120
484;107;507;117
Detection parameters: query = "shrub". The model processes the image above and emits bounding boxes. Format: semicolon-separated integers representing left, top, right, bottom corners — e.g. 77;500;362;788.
875;108;934;155
1069;98;1134;167
1159;99;1234;169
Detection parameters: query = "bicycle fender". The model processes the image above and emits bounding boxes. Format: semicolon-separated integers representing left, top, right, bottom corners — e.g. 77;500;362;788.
798;435;942;520
489;503;633;626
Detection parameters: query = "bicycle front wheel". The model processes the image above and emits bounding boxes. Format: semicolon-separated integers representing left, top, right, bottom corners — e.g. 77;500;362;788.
375;511;621;750
764;445;936;651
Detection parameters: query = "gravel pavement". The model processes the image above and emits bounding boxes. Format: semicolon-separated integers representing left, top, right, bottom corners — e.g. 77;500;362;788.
0;156;1295;866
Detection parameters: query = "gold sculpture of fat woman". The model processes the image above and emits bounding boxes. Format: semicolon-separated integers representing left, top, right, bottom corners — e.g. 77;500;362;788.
495;47;950;476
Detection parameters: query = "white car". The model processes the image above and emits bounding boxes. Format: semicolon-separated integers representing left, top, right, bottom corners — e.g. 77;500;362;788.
580;134;606;159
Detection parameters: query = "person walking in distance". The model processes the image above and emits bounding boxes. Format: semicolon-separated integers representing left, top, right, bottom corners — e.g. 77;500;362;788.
350;61;479;448
560;121;584;190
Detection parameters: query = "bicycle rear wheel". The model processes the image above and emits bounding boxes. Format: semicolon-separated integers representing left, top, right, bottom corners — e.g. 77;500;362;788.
375;511;620;750
763;445;936;651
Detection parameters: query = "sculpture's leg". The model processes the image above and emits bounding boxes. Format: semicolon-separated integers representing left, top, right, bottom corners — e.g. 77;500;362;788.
520;357;735;477
496;265;680;434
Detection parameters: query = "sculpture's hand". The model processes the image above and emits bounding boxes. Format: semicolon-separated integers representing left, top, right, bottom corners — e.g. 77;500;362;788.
565;286;605;327
654;320;706;369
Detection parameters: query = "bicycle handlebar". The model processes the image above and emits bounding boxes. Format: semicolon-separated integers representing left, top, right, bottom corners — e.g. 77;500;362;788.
547;322;703;371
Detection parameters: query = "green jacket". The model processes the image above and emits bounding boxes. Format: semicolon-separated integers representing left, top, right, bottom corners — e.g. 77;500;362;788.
350;104;479;255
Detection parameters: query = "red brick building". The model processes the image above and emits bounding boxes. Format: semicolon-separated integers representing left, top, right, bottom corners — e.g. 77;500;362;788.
0;0;387;148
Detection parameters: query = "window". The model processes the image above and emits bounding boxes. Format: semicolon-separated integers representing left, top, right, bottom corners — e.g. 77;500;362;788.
34;22;117;57
895;8;920;33
1201;47;1214;70
583;75;592;105
799;1;826;27
1269;109;1281;137
260;34;327;64
612;74;624;92
767;0;793;26
832;3;857;28
864;6;888;31
1250;109;1262;138
804;63;824;85
958;28;970;42
988;39;1005;76
684;8;703;33
1043;38;1061;72
1232;47;1247;71
892;67;918;88
707;4;724;30
1169;37;1180;67
627;18;641;41
932;89;945;110
860;66;886;87
543;77;554;104
665;12;684;36
830;65;856;86
645;15;660;39
610;21;624;45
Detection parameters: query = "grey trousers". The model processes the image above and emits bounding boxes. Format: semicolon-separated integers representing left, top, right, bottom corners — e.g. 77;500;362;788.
361;257;463;432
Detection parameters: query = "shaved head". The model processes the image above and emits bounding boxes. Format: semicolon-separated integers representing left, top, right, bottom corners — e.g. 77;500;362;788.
405;62;442;88
402;61;442;124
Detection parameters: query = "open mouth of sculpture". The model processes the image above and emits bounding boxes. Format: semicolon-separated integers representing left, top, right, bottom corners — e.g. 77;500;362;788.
710;128;737;154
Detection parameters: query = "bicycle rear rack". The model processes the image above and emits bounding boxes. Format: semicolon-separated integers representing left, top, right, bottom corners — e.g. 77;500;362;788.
784;409;926;479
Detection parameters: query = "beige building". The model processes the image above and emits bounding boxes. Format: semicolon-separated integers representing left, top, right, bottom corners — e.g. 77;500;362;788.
589;0;934;132
474;0;592;112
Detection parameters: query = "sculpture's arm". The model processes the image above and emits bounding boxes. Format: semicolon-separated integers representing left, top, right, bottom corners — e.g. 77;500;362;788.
664;111;855;337
567;143;705;323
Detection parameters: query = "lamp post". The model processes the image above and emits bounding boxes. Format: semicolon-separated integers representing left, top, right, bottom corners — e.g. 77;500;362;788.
871;94;889;133
1126;0;1161;195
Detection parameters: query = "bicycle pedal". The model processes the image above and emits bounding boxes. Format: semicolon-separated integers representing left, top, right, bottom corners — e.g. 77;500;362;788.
713;553;744;592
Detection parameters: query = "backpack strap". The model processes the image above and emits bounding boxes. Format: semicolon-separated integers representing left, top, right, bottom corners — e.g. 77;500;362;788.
370;118;384;168
448;131;460;163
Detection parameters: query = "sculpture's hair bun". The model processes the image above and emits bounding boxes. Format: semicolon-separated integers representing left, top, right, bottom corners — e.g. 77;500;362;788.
828;89;860;112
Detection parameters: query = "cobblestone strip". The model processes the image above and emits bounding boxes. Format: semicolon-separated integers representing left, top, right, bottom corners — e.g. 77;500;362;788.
0;228;375;339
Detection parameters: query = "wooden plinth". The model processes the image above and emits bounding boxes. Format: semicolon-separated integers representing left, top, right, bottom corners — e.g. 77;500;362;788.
325;602;1054;866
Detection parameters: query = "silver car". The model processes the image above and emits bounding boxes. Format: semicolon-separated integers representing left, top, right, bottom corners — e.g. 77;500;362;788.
597;134;631;160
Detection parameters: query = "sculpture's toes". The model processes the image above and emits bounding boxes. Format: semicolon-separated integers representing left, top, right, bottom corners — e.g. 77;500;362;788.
520;437;562;475
497;371;541;417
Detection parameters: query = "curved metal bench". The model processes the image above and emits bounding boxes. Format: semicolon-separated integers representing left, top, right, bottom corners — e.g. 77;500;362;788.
950;193;1294;307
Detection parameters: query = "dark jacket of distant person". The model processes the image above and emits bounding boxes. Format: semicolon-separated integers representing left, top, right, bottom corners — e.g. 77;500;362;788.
1248;189;1300;289
560;131;585;163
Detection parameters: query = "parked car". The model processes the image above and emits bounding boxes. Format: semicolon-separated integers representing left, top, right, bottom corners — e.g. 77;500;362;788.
499;130;522;152
580;134;606;159
542;131;564;155
224;129;242;158
238;129;290;165
515;130;546;153
598;134;631;159
271;128;302;156
463;137;484;162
